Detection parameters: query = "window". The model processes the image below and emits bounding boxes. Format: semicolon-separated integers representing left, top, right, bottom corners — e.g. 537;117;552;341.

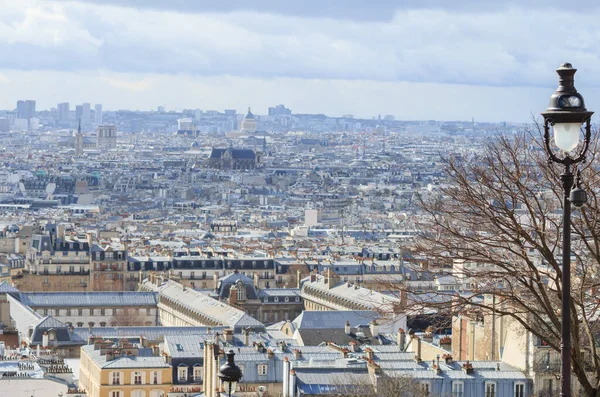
78;309;83;316
274;297;279;302
295;297;300;302
544;379;553;395
146;308;151;316
485;382;496;397
77;322;83;327
131;391;145;397
515;382;526;397
178;365;188;381
111;391;122;397
133;371;143;385
193;365;202;381
152;371;160;385
237;283;246;301
55;309;60;316
101;308;106;316
284;297;289;302
100;322;107;327
452;381;464;397
43;309;48;316
66;309;71;316
421;382;431;395
257;364;268;376
111;371;121;385
90;308;95;316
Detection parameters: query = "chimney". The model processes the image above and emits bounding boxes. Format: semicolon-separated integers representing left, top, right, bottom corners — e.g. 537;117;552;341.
228;287;237;306
296;269;301;288
213;273;219;291
293;349;302;359
42;331;49;347
224;329;234;343
444;354;453;364
244;328;250;346
0;294;11;326
370;320;379;338
440;336;452;351
283;357;291;397
344;321;351;335
254;272;260;288
214;332;220;347
397;329;406;350
151;345;159;356
364;347;374;360
310;273;316;283
414;337;422;362
349;341;359;352
267;348;274;358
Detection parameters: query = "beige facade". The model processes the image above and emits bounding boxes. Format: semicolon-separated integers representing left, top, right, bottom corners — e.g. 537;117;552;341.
80;343;172;397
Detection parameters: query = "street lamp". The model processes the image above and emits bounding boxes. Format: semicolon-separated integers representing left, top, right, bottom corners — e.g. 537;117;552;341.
541;63;594;397
218;349;243;397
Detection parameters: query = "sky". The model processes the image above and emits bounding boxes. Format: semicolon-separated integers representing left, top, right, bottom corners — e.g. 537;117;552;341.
2;0;600;122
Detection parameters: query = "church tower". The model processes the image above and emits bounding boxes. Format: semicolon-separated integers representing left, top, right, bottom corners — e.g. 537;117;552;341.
74;119;84;156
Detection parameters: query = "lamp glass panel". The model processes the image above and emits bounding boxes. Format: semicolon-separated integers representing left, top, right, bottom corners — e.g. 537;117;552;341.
553;122;582;152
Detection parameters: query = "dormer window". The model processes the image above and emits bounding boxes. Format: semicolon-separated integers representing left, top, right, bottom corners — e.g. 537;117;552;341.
48;330;56;341
236;282;246;301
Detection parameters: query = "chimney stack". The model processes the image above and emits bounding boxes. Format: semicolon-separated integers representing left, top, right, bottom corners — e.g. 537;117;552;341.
370;320;379;338
397;328;406;350
344;321;351;335
224;329;234;343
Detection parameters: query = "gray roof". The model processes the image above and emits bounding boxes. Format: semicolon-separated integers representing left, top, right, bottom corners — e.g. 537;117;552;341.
143;280;264;332
18;292;158;307
293;310;380;330
81;345;170;369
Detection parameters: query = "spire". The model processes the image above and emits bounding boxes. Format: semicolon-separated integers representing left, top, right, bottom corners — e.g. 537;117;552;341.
248;106;251;114
77;118;81;135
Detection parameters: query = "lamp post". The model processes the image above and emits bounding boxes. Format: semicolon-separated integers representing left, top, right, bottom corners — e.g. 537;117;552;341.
541;63;594;397
218;349;243;397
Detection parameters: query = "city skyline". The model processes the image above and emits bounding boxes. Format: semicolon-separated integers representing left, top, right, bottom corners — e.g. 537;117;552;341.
2;0;600;122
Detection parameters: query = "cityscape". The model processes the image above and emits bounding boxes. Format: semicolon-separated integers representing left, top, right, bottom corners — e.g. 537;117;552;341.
1;1;600;397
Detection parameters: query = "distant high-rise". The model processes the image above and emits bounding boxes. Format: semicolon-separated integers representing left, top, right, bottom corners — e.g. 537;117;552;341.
96;124;117;151
268;104;291;117
58;102;70;122
157;106;165;113
16;100;35;120
82;103;91;125
94;104;103;124
75;105;83;123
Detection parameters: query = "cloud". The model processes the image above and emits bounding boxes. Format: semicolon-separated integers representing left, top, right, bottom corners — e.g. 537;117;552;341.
1;0;600;89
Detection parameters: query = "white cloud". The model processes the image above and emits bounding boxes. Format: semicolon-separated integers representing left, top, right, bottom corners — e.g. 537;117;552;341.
0;1;599;120
0;1;599;87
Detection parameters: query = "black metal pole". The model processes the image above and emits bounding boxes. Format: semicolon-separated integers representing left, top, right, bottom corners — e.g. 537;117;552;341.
561;165;574;397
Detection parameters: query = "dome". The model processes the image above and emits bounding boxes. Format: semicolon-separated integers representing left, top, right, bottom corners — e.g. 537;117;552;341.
190;141;200;149
244;107;255;120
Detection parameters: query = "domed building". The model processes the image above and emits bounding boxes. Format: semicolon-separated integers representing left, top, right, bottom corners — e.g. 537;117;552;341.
240;107;257;133
214;270;304;324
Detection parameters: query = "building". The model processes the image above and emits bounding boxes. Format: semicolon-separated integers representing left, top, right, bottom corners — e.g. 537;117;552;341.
58;102;70;123
214;271;303;324
97;124;117;151
300;270;406;333
207;148;261;170
79;341;172;397
95;104;103;124
16;100;35;121
268;104;291;116
82;102;91;125
240;107;257;133
14;291;158;328
140;277;264;332
90;241;130;291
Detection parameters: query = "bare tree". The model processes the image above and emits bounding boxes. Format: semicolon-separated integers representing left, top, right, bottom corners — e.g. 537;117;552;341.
393;130;600;396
